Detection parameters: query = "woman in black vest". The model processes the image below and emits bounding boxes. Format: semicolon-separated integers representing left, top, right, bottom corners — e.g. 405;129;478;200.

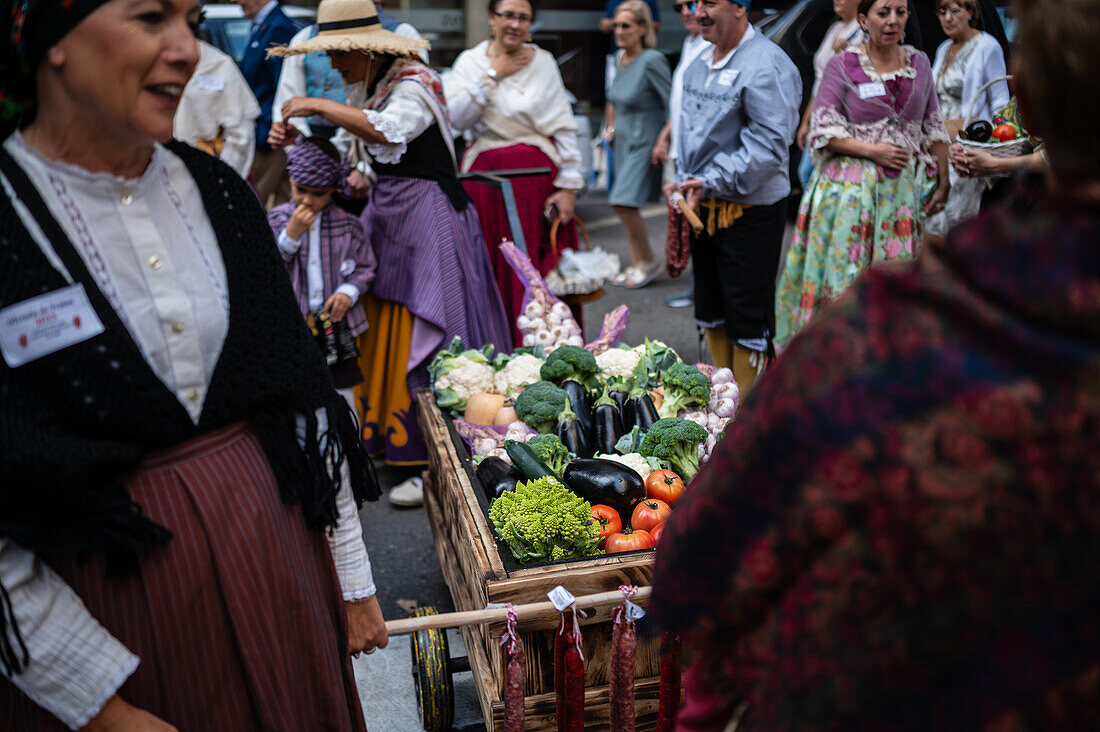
0;0;384;727
275;0;511;473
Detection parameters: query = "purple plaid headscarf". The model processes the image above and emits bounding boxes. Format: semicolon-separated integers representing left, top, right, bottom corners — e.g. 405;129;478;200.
286;140;350;193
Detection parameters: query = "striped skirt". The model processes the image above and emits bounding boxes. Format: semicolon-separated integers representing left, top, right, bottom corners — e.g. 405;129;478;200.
7;423;367;731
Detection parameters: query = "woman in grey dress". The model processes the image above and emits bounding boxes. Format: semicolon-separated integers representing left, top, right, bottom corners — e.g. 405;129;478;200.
605;0;670;289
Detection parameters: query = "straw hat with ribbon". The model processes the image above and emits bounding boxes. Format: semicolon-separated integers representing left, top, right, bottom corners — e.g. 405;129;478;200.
267;0;429;58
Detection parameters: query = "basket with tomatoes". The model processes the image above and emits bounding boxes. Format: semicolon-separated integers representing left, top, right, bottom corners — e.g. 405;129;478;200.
957;76;1032;162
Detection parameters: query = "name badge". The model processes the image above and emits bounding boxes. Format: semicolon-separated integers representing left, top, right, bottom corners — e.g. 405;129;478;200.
0;284;105;368
193;74;226;92
718;69;739;86
858;82;886;99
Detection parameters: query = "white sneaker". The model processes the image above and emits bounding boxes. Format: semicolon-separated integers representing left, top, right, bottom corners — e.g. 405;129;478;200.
388;476;424;507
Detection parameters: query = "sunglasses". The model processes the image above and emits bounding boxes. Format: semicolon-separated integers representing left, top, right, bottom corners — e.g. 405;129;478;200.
673;2;696;12
612;21;636;29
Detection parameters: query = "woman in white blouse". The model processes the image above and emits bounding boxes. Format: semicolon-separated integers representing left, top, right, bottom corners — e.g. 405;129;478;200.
445;0;584;343
0;0;385;728
925;0;1009;236
275;0;511;468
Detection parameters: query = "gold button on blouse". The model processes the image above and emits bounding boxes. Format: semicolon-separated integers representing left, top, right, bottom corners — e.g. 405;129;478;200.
171;321;185;334
120;192;134;206
148;255;162;270
186;389;199;402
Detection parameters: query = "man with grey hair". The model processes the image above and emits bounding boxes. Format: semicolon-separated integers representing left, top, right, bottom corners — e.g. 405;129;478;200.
665;0;799;395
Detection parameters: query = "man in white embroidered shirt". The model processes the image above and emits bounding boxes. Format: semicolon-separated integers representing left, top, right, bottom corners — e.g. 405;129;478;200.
665;0;799;396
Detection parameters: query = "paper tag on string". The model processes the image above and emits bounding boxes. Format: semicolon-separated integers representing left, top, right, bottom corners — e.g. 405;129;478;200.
485;603;510;610
547;585;575;611
624;600;646;621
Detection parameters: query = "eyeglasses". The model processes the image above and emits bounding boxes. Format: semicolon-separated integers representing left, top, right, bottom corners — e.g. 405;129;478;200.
673;2;695;12
491;10;533;23
937;6;965;16
612;21;636;29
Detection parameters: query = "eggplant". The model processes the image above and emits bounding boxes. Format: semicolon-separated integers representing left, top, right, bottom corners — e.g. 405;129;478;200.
627;386;659;430
610;389;631;420
557;397;594;458
476;456;524;501
563;458;645;518
504;440;554;481
963;119;992;143
563;380;594;439
592;387;625;456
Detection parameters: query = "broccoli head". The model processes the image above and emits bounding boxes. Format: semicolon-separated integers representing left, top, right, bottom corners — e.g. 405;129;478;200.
525;433;576;478
513;381;568;433
638;417;708;482
539;345;599;385
488;477;602;563
658;362;710;419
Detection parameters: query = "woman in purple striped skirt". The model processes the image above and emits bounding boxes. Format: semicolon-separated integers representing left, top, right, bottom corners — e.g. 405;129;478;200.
0;0;388;727
275;0;511;467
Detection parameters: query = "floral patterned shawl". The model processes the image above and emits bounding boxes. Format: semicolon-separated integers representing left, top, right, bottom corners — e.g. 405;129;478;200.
652;181;1100;730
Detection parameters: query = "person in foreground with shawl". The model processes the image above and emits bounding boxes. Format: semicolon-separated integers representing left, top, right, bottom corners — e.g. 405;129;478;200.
0;0;386;728
774;0;950;350
651;0;1100;728
272;0;511;474
445;0;585;346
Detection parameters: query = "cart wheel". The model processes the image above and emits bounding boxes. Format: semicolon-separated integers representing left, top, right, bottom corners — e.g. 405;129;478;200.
409;607;454;732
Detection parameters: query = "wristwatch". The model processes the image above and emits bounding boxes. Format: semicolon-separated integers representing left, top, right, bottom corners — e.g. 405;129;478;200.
486;67;499;83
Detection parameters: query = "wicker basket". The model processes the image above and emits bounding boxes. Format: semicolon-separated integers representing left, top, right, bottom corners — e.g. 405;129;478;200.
545;216;606;305
957;75;1032;162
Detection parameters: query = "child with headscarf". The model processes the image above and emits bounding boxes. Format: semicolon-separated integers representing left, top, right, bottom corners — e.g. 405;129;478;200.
268;137;377;411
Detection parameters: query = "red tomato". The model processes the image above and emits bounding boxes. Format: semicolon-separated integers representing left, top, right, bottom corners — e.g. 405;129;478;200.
650;521;666;546
991;124;1018;142
631;499;672;533
590;504;622;548
645;469;685;506
605;528;654;553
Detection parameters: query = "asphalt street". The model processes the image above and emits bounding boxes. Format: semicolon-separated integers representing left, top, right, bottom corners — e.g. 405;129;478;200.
353;189;793;728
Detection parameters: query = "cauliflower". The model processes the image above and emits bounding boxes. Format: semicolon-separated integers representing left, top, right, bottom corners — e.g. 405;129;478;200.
433;357;495;411
488;477;602;563
494;354;545;398
595;452;657;480
595;347;642;381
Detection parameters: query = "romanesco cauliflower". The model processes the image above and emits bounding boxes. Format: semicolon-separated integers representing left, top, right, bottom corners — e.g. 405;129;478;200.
488;477;602;563
595;347;642;381
494;354;545;398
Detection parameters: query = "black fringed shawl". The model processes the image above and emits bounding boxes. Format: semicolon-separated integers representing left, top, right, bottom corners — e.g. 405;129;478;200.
0;140;380;674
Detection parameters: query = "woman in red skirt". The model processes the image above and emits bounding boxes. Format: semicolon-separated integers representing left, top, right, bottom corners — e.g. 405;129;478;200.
0;0;387;727
446;0;586;346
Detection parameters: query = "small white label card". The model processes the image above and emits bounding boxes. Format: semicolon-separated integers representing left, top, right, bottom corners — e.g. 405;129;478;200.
717;69;739;86
624;600;646;621
193;74;226;92
858;81;887;99
547;585;576;611
0;283;104;368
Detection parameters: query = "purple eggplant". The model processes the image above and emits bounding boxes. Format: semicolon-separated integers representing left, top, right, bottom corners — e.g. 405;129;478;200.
592;387;625;456
556;397;594;458
563;379;594;439
562;458;645;518
627;384;659;430
475;456;524;500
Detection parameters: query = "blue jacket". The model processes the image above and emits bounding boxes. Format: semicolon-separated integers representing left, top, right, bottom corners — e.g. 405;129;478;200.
239;4;299;151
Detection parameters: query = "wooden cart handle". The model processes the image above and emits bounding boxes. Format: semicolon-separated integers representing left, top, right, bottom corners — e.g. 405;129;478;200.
385;586;652;636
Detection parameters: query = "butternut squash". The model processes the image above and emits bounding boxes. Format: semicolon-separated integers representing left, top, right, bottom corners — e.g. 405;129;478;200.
465;393;506;425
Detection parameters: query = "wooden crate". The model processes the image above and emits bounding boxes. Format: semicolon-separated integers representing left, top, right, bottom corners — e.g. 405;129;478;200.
415;391;661;731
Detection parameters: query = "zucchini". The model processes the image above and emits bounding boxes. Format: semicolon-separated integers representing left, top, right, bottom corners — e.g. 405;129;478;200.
504;440;554;481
